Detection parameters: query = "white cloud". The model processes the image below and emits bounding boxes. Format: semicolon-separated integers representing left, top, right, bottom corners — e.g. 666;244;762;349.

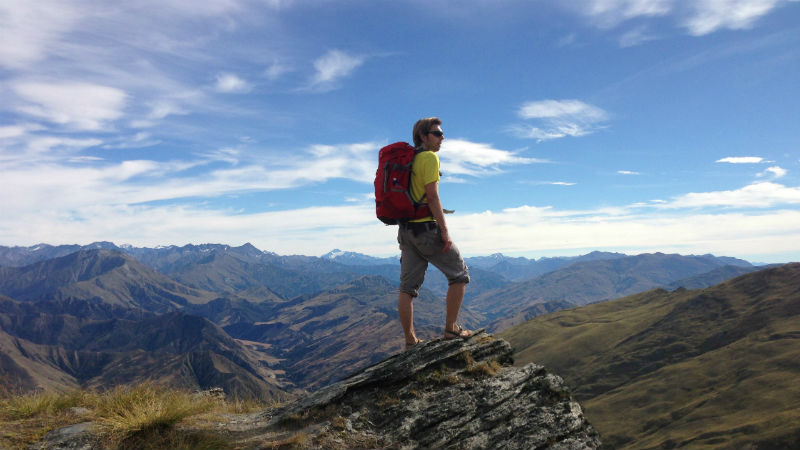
215;73;252;93
102;132;162;150
451;205;800;262
567;0;794;37
520;181;577;186
305;50;365;91
440;140;545;177
2;158;799;261
577;0;673;28
0;141;381;215
130;101;190;128
618;170;641;175
12;81;128;131
618;25;658;47
9;186;799;262
0;123;43;139
25;137;104;156
0;0;80;69
684;0;785;36
514;99;609;141
660;182;800;209
518;100;608;120
758;166;788;179
716;156;764;163
264;61;292;80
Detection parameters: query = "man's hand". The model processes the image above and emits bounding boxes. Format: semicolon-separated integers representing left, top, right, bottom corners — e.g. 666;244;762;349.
425;180;454;254
440;228;453;253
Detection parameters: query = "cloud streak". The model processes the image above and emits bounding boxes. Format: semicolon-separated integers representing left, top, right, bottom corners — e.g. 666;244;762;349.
440;140;545;177
571;0;795;36
513;99;609;141
11;81;128;131
656;182;800;209
304;50;365;92
684;0;787;36
717;156;765;163
215;73;252;93
757;166;788;179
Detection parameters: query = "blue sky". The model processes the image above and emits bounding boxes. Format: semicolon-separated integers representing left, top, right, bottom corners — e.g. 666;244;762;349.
1;0;799;263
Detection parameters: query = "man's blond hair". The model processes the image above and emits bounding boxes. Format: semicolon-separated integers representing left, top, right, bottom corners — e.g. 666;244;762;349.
412;117;442;147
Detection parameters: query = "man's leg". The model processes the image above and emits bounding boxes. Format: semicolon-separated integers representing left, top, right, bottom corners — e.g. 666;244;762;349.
398;291;417;345
444;282;470;337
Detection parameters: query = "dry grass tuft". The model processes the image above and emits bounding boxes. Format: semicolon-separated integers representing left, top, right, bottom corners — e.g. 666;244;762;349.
0;383;273;450
465;359;502;378
261;431;310;449
95;383;217;438
1;389;91;420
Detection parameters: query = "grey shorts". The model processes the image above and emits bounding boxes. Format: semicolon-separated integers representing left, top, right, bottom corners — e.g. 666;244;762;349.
397;222;470;298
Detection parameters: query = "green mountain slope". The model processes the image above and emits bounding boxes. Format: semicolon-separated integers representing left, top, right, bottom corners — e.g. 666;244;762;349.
472;252;753;332
500;263;800;450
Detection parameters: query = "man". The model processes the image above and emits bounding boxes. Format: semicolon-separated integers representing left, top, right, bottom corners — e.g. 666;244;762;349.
398;117;472;349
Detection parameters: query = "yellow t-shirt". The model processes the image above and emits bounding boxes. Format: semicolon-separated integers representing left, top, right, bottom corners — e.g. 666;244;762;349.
409;150;439;223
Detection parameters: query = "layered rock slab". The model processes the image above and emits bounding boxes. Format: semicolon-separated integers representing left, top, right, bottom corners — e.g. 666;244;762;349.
253;332;601;450
33;332;602;450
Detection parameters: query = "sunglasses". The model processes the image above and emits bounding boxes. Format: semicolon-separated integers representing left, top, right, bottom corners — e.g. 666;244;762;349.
427;130;444;137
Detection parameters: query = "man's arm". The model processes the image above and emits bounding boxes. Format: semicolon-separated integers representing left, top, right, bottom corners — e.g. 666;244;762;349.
424;181;453;253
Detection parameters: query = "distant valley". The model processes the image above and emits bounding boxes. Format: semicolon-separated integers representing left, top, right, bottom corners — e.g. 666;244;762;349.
0;242;770;399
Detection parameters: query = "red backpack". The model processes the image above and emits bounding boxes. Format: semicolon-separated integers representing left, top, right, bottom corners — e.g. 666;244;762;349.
374;142;432;225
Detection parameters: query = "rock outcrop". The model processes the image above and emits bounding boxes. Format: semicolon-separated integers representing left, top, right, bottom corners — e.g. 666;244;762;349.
35;331;602;450
235;331;601;449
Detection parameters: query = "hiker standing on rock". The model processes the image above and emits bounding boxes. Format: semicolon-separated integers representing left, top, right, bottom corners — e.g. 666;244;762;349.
398;117;473;349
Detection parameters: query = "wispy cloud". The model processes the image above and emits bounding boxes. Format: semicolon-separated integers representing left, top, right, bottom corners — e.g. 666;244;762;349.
440;140;546;177
452;203;800;262
575;0;672;29
0;123;43;139
618;25;659;47
215;73;252;93
525;181;577;186
618;170;641;175
0;0;80;69
304;50;365;92
568;0;795;37
658;181;800;209
2;154;799;260
264;60;292;80
11;81;128;131
512;99;609;141
683;0;788;36
0;140;379;214
717;156;765;163
757;166;788;179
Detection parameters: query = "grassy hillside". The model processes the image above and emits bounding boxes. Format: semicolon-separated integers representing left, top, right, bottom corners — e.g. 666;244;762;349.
500;263;800;450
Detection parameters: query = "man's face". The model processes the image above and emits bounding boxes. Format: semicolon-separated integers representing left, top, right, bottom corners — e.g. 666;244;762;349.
422;125;444;152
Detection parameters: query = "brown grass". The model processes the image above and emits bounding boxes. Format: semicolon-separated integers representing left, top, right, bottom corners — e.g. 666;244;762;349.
0;383;271;450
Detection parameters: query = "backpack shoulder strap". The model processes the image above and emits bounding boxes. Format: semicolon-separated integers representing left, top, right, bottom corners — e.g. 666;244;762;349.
411;147;430;204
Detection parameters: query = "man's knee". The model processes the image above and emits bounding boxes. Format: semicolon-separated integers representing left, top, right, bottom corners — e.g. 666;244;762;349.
448;274;470;286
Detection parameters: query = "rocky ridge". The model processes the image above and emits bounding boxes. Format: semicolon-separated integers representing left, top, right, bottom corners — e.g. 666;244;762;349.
255;331;600;449
35;332;601;449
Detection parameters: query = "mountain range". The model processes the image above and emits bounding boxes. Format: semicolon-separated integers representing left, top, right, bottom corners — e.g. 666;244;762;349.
0;242;768;398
